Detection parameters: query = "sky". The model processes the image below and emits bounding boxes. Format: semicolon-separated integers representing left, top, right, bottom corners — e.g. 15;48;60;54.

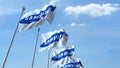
0;0;120;68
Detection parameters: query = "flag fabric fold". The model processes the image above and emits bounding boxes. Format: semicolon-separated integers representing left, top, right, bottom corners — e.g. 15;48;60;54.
18;4;56;32
60;58;83;68
39;29;68;52
50;46;75;66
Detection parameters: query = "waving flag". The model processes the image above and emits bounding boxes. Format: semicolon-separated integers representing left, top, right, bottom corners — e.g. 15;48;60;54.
51;46;75;66
60;59;84;68
18;4;56;32
39;29;68;52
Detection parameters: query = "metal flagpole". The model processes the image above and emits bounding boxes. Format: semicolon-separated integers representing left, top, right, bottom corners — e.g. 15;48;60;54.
47;50;50;68
2;7;25;68
31;28;40;68
79;60;84;68
57;65;59;68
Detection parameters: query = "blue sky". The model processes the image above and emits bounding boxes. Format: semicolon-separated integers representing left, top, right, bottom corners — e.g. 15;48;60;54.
0;0;120;68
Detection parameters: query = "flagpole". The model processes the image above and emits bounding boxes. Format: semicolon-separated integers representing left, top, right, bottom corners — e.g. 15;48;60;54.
57;65;59;68
2;7;25;68
79;60;84;68
31;28;40;68
47;50;50;68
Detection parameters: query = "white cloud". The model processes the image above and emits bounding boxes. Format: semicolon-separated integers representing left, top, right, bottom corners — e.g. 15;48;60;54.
78;23;86;27
57;24;62;27
70;22;77;27
0;8;20;16
70;22;86;27
49;0;61;5
64;3;119;17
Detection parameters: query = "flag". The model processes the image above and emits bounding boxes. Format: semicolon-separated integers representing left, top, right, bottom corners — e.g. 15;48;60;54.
18;4;56;32
60;58;83;68
50;46;75;66
39;29;68;52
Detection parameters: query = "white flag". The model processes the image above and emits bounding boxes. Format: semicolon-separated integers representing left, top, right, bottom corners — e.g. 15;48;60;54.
18;4;56;32
39;29;68;52
50;46;75;66
60;58;84;68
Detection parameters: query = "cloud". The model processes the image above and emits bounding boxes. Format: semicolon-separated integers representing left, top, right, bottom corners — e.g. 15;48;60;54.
57;24;62;27
64;3;119;17
49;0;61;5
56;23;86;28
70;22;77;27
70;22;86;27
0;8;20;16
78;23;86;27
